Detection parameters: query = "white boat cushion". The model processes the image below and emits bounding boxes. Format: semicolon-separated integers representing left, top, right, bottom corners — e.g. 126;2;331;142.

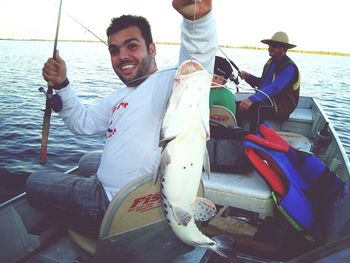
202;170;274;219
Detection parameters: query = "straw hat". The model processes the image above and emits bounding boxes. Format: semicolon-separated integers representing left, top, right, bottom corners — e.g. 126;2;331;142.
261;31;296;49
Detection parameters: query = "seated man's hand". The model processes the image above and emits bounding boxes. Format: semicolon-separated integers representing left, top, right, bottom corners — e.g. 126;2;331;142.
239;99;253;112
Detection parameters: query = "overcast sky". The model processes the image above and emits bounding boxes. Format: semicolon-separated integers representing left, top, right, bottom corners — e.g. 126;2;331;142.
1;0;350;53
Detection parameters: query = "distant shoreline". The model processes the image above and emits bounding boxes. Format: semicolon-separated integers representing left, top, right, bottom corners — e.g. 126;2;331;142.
219;44;350;57
1;38;349;57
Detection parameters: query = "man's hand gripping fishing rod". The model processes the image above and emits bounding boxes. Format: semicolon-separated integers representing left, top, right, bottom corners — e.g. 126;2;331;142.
39;0;63;164
219;47;256;92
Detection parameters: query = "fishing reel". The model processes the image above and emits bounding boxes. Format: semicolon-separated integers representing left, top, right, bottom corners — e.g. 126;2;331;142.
229;73;240;85
217;49;242;91
227;58;241;86
39;87;63;113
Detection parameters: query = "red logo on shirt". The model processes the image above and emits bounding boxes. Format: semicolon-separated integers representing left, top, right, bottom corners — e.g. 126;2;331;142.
106;128;117;138
112;101;129;113
108;101;129;139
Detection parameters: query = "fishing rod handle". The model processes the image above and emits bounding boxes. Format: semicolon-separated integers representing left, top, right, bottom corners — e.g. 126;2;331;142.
39;85;53;164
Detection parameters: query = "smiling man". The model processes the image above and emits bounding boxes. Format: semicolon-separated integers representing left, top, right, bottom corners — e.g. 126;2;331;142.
236;31;300;133
107;15;158;86
26;0;217;238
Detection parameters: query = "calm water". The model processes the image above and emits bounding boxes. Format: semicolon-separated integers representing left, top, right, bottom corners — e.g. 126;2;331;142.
1;40;350;200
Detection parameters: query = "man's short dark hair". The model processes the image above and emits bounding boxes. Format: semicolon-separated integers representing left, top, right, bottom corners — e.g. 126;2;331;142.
106;15;153;47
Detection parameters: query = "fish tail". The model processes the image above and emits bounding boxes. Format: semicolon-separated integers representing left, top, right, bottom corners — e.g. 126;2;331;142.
210;235;237;259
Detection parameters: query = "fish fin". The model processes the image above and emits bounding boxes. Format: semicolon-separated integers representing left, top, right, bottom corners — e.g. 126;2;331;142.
172;205;192;226
203;148;210;179
191;235;237;259
159;136;175;148
154;148;171;185
192;197;216;221
209;235;237;259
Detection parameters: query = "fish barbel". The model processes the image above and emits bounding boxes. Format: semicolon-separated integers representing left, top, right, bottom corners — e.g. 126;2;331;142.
158;59;236;258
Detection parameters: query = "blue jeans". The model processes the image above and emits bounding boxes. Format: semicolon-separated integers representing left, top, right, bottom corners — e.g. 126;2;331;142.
25;170;109;238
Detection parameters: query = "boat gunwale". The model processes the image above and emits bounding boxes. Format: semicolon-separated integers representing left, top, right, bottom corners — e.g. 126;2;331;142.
0;166;79;209
312;97;350;180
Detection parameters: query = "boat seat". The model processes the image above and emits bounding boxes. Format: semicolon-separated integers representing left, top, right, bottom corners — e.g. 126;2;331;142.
69;174;164;257
202;170;274;219
210;105;237;127
68;228;96;256
256;108;314;137
276;131;312;151
70;153;205;260
289;108;313;124
98;175;164;238
239;108;314;137
77;150;102;176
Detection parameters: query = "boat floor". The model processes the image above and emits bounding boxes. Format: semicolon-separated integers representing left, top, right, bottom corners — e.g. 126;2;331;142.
19;234;209;263
17;216;316;263
20;234;80;263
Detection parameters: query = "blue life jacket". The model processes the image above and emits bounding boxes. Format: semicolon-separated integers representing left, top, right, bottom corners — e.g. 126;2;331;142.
243;123;345;241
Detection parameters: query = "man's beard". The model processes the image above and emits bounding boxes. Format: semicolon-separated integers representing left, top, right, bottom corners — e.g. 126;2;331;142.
118;53;155;87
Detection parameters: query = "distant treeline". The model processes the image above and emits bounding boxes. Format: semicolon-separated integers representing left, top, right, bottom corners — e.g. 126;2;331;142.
157;42;350;57
1;38;349;57
222;45;350;57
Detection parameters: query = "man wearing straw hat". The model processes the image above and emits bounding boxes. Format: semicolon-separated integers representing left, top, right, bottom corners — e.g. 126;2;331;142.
236;31;300;133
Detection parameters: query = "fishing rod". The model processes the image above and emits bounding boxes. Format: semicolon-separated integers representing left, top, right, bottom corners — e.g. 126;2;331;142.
219;48;274;106
219;47;259;93
219;47;241;92
219;48;241;75
39;0;63;164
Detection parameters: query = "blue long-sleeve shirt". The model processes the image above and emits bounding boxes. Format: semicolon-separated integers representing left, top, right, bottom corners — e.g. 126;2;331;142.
246;62;297;104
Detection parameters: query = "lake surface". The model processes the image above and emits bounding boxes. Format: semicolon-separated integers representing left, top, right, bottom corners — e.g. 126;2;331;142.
1;40;350;201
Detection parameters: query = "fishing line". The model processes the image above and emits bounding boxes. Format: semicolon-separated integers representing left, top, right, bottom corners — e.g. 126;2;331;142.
188;0;199;61
123;67;178;86
248;88;274;107
45;0;107;45
218;47;274;107
126;1;201;84
226;77;274;107
61;9;107;45
211;83;225;89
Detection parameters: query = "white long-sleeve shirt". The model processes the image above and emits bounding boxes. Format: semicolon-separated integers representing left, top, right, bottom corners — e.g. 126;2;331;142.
56;12;218;200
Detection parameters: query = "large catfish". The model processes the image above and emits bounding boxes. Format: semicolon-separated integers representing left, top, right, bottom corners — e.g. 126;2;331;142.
158;59;236;258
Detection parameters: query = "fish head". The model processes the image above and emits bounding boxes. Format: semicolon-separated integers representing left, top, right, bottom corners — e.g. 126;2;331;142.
161;59;212;141
176;60;204;77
